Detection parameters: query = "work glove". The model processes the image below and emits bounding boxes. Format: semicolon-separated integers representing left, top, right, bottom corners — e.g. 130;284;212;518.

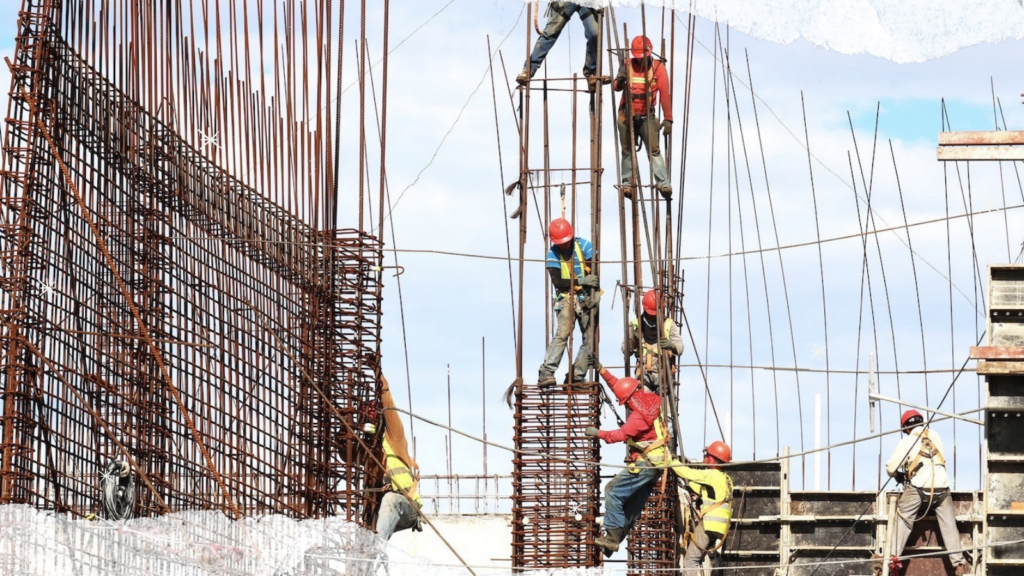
584;426;600;438
893;471;907;485
578;275;599;288
662;120;673;136
659;336;675;351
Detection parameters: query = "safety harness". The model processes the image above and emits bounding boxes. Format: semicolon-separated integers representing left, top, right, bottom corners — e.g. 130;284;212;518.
626;415;672;466
630;317;677;376
897;429;944;523
681;470;734;554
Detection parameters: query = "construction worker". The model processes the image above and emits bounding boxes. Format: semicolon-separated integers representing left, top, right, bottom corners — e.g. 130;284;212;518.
375;378;424;541
624;289;683;391
586;366;670;556
614;35;673;200
516;2;603;90
538;218;598;388
881;410;972;576
675;441;735;571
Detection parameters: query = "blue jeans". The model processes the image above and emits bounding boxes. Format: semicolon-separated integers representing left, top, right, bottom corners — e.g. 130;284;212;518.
524;2;600;77
539;297;595;381
602;463;662;531
375;492;419;541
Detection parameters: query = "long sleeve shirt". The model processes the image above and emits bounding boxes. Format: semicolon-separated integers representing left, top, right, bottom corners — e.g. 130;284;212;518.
885;427;949;490
622;315;684;356
613;59;673;121
595;368;661;452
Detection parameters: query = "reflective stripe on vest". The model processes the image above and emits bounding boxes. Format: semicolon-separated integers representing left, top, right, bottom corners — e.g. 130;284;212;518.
628;62;659;114
627;415;671;462
384;440;422;507
557;240;588;281
690;471;733;534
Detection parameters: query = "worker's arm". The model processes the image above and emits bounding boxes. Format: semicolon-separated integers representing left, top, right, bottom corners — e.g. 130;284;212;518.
670;463;719;485
597;409;648;444
885;435;915;477
613;61;627;92
668;321;684;355
655;61;672;121
547;266;572;291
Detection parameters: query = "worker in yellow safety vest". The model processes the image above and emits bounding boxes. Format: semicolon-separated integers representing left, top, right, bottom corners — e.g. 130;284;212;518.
624;289;683;392
673;441;734;571
375;377;424;542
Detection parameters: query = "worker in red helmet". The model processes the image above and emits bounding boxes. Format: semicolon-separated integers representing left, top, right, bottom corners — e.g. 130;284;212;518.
585;366;672;555
672;441;735;571
624;289;683;392
613;35;673;200
538;218;599;388
516;2;604;90
879;409;972;576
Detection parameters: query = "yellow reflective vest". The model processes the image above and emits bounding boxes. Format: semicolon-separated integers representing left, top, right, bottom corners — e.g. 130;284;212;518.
384;439;423;509
629;317;676;373
556;240;589;281
626;415;671;464
670;464;733;535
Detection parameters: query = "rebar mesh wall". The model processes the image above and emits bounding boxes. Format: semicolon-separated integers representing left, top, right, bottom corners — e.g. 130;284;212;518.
627;475;680;572
0;3;384;524
512;384;602;569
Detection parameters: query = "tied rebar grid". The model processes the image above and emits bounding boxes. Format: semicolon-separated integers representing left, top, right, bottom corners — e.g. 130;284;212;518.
627;474;680;573
0;5;385;524
512;384;602;569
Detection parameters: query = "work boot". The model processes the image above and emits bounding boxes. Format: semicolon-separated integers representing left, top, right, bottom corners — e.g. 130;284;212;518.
595;527;625;557
516;69;530;86
657;183;673;200
954;562;973;575
619;184;634;200
537;373;557;389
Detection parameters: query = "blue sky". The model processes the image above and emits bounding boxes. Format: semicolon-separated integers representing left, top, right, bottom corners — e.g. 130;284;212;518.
3;1;1023;501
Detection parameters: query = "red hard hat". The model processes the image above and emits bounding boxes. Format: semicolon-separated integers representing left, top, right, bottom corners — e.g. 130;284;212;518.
704;441;732;464
900;409;923;428
630;36;653;59
549;218;574;245
642;290;660;316
610;376;641;405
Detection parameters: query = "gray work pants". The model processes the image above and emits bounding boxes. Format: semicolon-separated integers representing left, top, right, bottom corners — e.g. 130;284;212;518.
891;486;966;565
682;523;723;572
376;492;419;542
618;111;669;188
539;297;595;381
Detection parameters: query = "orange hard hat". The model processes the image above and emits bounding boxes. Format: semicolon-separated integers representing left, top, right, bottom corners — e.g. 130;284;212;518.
704;441;731;464
642;290;660;316
900;409;923;429
630;35;653;59
549;218;575;245
610;376;641;405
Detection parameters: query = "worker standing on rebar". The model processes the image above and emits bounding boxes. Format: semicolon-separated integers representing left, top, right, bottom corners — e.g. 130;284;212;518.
586;366;670;556
880;410;972;576
623;289;683;392
375;378;424;542
673;442;734;571
516;2;604;91
537;218;599;388
614;35;673;200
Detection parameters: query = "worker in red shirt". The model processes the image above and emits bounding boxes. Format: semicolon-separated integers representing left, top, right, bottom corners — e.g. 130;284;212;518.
585;366;671;555
613;35;673;200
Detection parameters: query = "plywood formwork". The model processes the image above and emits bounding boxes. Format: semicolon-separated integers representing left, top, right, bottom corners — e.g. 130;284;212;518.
0;1;385;525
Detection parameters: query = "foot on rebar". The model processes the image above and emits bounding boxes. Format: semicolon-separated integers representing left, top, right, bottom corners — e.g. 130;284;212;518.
537;374;557;389
516;70;530;86
619;185;634;200
658;184;673;200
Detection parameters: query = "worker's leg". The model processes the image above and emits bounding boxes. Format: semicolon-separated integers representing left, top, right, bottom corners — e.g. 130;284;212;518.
618;109;634;185
682;521;710;571
579;7;600;76
890;487;923;557
603;466;659;532
637;116;670;189
539;299;573;380
376;492;419;541
571;303;595;380
931;488;968;566
524;2;574;76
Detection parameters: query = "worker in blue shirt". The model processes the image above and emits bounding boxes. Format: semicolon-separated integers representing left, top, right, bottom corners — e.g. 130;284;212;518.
538;218;599;388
